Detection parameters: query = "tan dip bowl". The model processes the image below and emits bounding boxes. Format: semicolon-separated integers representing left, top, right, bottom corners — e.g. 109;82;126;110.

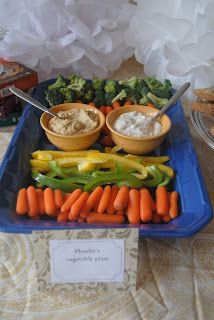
106;105;171;155
40;103;105;151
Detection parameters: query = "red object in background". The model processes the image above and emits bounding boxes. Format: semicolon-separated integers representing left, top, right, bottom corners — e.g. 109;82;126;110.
0;58;38;120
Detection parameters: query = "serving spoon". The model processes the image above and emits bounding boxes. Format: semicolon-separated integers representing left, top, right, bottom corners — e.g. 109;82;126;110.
9;87;61;119
147;82;190;125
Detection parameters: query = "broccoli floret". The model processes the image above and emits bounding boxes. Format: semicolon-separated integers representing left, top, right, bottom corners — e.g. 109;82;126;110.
147;92;168;109
111;89;127;103
59;87;77;103
68;74;86;93
104;92;116;105
93;90;106;107
48;75;67;90
139;95;151;105
144;77;172;99
118;77;138;90
104;80;119;95
92;79;105;91
80;82;94;103
45;89;64;106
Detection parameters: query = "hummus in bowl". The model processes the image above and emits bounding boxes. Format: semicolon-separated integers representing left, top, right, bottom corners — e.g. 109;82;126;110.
40;103;105;151
48;109;99;136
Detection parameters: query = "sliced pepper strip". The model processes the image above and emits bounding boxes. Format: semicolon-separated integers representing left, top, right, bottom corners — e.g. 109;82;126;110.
134;165;164;188
84;173;144;192
31;149;100;160
90;153;148;179
156;164;174;179
32;172;82;192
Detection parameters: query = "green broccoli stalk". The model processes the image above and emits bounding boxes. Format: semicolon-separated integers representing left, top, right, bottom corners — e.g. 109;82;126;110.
111;89;127;103
118;77;138;90
139;95;151;105
147;92;168;109
45;89;64;106
59;87;77;103
68;74;86;93
144;77;172;99
48;75;67;90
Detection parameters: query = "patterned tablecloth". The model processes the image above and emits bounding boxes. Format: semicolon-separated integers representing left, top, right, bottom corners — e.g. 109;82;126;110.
0;58;214;320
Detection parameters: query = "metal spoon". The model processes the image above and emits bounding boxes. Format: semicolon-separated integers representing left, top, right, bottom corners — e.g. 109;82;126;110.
9;87;61;119
147;82;190;124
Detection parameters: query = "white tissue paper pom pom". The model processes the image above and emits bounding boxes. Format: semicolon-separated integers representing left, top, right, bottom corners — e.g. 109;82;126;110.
125;0;214;100
0;0;135;81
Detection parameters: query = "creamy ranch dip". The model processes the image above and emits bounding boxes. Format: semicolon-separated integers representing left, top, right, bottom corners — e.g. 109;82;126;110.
113;111;162;137
48;109;99;135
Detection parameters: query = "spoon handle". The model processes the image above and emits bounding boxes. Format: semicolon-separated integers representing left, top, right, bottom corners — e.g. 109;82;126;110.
9;87;59;118
152;82;190;121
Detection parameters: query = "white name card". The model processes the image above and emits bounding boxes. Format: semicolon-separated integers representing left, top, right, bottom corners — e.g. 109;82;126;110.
49;239;124;283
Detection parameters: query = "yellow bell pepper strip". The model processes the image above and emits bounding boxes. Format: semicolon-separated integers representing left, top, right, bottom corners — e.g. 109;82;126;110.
124;154;169;163
31;149;100;160
158;174;170;186
32;172;82;192
90;153;148;179
30;159;50;172
55;156;106;167
156;164;174;179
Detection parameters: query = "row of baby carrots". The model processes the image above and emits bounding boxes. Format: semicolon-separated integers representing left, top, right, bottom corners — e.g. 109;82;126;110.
15;185;179;224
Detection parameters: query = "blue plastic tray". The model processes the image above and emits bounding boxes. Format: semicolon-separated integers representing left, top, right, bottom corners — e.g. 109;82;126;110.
0;80;213;236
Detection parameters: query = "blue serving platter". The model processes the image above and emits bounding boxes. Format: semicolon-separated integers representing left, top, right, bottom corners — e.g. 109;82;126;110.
0;80;212;236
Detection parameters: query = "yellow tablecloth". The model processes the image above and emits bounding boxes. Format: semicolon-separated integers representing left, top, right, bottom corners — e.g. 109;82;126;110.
0;58;214;320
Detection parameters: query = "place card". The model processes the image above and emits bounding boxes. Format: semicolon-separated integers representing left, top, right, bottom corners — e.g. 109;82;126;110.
32;228;138;296
49;239;124;283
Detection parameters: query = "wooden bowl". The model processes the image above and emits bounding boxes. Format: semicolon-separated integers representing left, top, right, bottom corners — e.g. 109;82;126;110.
106;105;171;155
40;103;105;151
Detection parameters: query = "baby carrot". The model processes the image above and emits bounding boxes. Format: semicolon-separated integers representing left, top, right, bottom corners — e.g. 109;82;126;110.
98;185;111;213
156;186;169;216
100;135;114;147
27;186;39;217
69;192;89;221
54;189;64;209
86;213;124;224
124;99;133;106
169;191;179;219
61;189;82;212
78;217;86;223
80;211;90;219
99;106;106;115
106;185;119;214
152;213;161;224
36;188;45;215
127;189;140;224
16;188;28;215
140;188;153;222
57;210;69;222
115;210;124;215
81;186;103;213
112;101;120;109
114;186;129;211
105;106;113;115
44;187;56;216
88;102;96;107
162;215;172;223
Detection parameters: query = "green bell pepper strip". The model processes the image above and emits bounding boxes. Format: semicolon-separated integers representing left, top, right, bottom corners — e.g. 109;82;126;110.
32;172;82;192
140;165;164;188
158;173;170;186
84;173;144;192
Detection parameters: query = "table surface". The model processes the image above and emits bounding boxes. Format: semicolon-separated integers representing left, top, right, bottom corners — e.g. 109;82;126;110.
0;58;213;320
